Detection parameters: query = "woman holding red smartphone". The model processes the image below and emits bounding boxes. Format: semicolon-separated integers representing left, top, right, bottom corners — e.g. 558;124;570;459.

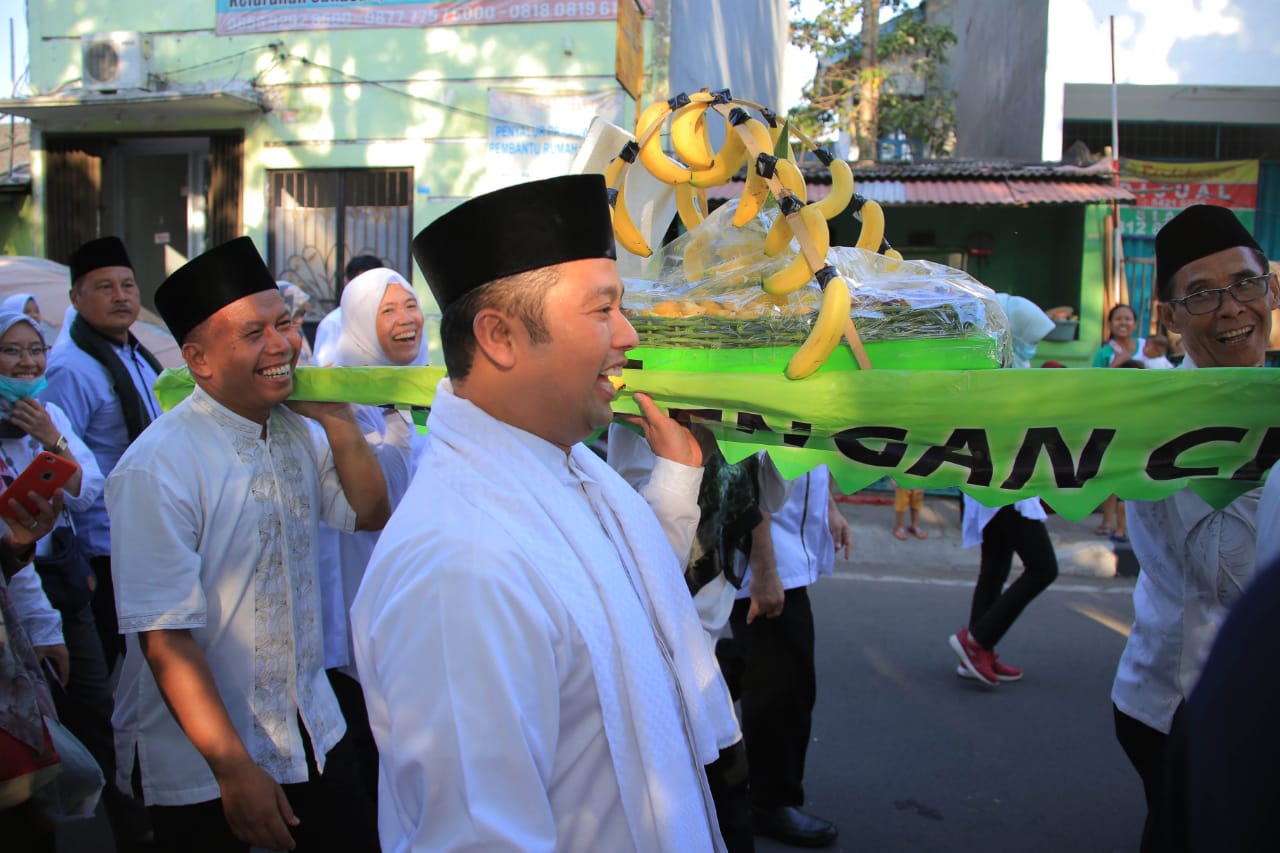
0;310;117;838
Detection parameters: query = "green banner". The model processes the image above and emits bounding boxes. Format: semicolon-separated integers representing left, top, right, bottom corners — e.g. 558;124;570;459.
154;366;1280;520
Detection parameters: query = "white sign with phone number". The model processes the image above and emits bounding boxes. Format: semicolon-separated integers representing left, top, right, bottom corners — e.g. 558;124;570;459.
216;0;645;34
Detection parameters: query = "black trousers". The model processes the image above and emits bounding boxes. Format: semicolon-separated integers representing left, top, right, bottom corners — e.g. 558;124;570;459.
325;669;378;803
147;729;378;853
722;586;816;809
1114;704;1183;853
968;506;1059;649
88;555;124;673
50;600;150;845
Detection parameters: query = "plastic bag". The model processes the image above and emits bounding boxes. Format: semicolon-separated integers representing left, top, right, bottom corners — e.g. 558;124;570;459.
620;199;1011;370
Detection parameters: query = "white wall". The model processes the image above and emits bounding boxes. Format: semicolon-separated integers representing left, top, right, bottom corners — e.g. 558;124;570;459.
1043;0;1280;159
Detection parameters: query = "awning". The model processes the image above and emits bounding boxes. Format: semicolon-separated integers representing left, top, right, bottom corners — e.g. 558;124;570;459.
0;89;267;129
708;178;1134;205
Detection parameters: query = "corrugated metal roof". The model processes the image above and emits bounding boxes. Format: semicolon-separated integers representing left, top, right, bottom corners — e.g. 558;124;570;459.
706;178;1132;205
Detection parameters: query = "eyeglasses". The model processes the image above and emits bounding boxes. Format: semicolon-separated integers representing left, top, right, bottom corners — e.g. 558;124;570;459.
1165;273;1274;316
0;345;49;359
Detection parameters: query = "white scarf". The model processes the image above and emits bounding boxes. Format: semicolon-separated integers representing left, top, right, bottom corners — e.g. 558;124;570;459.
427;380;732;852
333;269;430;367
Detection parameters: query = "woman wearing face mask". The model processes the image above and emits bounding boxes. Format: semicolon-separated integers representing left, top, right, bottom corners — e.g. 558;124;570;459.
0;312;127;839
318;267;428;812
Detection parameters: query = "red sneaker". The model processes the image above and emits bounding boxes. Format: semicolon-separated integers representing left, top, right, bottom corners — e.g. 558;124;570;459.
956;652;1023;683
949;629;998;686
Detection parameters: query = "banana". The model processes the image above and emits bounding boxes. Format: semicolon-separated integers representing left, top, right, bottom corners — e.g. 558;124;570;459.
604;141;651;257
786;267;852;380
731;117;777;227
690;107;748;188
884;248;903;261
636;97;692;185
670;101;714;170
674;182;704;231
682;228;716;282
763;159;809;255
763;205;830;295
813;151;854;220
855;198;886;251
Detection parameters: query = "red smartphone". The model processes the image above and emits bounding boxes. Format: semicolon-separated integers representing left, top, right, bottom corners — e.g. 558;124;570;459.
0;452;77;520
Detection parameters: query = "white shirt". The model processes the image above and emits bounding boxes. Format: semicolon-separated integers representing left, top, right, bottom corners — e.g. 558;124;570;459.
1112;355;1260;733
960;496;1048;549
319;405;419;676
736;465;834;597
107;385;354;806
352;383;727;853
0;402;104;645
1143;355;1175;370
1255;469;1280;576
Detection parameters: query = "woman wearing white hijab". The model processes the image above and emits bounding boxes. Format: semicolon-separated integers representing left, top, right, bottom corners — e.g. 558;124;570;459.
2;293;57;346
319;266;427;804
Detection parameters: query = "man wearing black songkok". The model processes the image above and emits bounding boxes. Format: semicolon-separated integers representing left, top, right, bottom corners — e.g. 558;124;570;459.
349;174;740;851
44;237;163;671
106;236;389;852
1110;204;1274;853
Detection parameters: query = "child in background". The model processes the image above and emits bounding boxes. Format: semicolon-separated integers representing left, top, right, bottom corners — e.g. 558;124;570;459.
892;481;927;540
1141;333;1175;369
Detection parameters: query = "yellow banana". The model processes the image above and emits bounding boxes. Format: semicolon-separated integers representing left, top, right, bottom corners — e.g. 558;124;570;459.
731;117;777;227
604;142;651;257
764;159;808;255
855;198;886;251
690;107;748;188
670;101;714;170
813;153;854;220
763;206;830;295
884;248;903;261
674;182;704;231
786;268;852;380
636;97;692;185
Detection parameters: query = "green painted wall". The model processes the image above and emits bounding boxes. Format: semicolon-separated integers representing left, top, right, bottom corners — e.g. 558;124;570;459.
830;201;1108;366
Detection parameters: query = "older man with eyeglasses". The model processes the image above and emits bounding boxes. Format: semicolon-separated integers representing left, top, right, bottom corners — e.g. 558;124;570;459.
1110;204;1275;853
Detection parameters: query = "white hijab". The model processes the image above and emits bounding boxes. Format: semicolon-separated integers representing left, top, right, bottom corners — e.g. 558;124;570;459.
332;269;430;367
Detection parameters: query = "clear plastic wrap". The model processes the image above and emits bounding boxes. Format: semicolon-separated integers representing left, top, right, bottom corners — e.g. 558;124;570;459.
619;199;1012;370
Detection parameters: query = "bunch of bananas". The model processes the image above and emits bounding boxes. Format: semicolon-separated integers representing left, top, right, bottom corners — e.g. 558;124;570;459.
603;89;901;379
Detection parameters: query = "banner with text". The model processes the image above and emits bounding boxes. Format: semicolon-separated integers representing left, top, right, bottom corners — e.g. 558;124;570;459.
216;0;645;34
155;365;1280;520
478;88;625;193
1119;158;1258;239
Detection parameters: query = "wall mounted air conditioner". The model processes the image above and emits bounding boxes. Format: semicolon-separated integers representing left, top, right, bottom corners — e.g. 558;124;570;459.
81;31;152;92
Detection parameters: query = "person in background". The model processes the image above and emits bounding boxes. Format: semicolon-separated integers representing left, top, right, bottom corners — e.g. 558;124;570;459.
950;296;1059;688
277;282;315;365
109;236;388;852
42;237;163;673
1140;334;1175;369
320;266;428;806
718;461;850;849
352;175;736;851
0;487;66;852
2;293;56;344
1110;203;1274;853
312;254;385;366
1092;303;1144;540
891;482;927;541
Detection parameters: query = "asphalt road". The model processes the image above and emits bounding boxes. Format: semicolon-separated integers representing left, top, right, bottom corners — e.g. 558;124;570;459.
756;559;1144;853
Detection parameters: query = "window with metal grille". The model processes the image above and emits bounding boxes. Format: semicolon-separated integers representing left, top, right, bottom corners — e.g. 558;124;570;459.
268;168;413;314
1062;121;1280;161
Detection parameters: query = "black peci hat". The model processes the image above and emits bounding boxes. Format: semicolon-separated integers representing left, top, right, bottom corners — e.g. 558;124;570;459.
154;236;279;344
411;174;616;311
69;236;133;283
1156;204;1263;293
